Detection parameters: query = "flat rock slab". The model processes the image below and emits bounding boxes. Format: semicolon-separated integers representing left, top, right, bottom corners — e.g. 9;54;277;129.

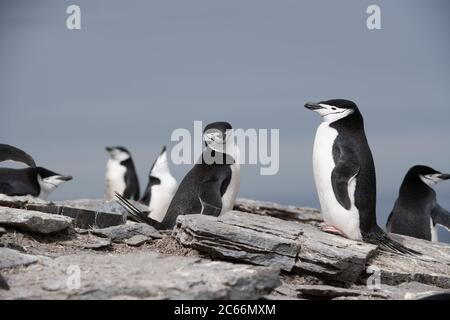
0;248;39;269
125;235;151;247
366;234;450;289
0;207;72;234
0;252;280;300
174;211;376;284
234;198;322;223
295;284;388;300
91;223;162;242
0;197;126;229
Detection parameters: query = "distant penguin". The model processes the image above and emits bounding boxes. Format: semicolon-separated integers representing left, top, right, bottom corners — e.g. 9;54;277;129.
387;165;450;242
0;144;36;167
0;167;73;200
140;146;178;223
116;122;240;230
0;273;9;290
305;99;418;255
104;146;140;201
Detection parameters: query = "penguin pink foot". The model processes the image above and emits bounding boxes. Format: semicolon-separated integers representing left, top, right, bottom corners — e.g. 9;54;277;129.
319;222;347;237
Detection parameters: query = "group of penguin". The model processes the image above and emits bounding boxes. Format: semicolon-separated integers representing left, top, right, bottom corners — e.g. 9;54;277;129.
1;99;450;292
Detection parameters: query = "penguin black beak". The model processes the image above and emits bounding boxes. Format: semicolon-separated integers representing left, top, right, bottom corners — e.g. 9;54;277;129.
58;175;73;182
439;174;450;180
304;102;325;111
105;146;113;152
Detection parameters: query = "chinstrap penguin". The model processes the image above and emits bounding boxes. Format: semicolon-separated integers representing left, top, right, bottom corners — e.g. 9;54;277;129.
104;146;140;201
387;165;450;242
0;167;73;200
305;99;418;255
140;146;178;223
116;122;240;230
0;144;72;200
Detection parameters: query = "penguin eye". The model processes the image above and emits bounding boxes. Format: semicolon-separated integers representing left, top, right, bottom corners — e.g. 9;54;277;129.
331;107;337;110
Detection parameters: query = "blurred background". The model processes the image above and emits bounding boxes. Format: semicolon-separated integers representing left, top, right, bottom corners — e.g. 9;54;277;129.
1;0;449;242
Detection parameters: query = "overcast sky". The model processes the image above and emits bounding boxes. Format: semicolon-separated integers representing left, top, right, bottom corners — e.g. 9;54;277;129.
1;0;449;241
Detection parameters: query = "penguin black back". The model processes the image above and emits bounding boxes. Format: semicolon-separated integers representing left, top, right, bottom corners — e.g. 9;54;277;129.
0;144;36;167
329;101;378;233
387;166;450;241
161;150;233;229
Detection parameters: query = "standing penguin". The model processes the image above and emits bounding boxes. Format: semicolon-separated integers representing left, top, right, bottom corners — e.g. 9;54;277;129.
140;146;178;222
387;165;450;242
116;122;240;230
104;146;140;201
305;99;418;254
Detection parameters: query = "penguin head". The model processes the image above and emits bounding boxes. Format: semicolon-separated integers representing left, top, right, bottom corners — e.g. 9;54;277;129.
407;165;450;187
106;146;131;162
203;122;233;148
305;99;359;123
35;167;73;199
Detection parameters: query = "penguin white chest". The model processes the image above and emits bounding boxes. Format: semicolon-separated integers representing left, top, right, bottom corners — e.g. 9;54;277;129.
220;163;241;215
105;160;127;200
148;175;178;222
312;123;361;240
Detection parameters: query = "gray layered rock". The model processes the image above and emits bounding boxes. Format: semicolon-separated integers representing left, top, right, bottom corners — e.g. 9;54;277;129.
235;198;322;223
0;252;280;300
0;207;72;234
174;211;377;284
124;235;151;247
0;248;39;269
175;210;450;288
366;234;450;289
0;196;126;229
91;223;162;242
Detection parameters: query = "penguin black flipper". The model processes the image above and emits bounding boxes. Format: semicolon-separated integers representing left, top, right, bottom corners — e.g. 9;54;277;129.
363;225;421;256
331;144;360;210
0;144;36;167
199;177;224;217
0;273;9;290
122;159;140;201
199;165;233;217
114;193;162;229
431;204;450;231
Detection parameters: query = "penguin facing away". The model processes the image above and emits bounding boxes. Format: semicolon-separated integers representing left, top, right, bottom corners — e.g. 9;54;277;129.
104;146;140;201
116;122;240;230
140;146;178;222
0;144;72;200
387;165;450;242
305;99;418;255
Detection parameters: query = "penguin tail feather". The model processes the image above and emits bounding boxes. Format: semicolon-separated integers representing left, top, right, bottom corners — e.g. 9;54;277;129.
363;226;421;256
114;192;162;229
